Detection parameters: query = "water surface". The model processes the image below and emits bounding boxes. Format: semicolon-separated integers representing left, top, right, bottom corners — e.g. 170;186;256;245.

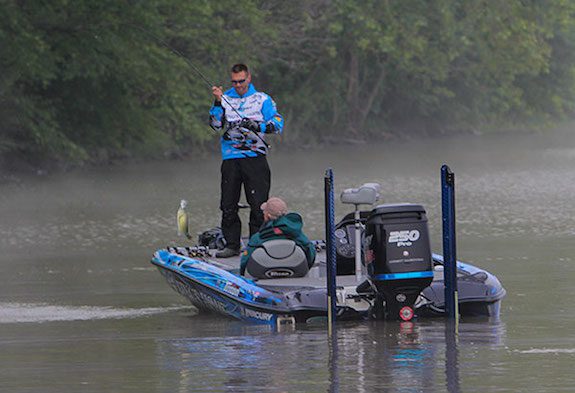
1;131;575;392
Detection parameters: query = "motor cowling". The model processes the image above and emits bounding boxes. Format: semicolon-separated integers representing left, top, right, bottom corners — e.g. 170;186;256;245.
364;204;433;320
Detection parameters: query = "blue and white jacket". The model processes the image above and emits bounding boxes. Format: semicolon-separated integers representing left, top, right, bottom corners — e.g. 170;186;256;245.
209;84;284;160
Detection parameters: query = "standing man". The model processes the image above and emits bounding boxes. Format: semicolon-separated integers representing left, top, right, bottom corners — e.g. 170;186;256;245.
209;63;284;258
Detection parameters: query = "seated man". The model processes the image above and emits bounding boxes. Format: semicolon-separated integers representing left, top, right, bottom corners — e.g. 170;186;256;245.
240;197;316;276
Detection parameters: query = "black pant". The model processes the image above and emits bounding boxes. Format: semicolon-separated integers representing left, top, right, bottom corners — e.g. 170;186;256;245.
220;155;271;250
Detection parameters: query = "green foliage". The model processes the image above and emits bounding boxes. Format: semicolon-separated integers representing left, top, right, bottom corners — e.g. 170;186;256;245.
1;0;575;168
0;0;269;165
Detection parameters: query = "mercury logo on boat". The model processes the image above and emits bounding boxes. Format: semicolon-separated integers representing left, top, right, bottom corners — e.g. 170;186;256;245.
388;230;420;247
242;308;273;321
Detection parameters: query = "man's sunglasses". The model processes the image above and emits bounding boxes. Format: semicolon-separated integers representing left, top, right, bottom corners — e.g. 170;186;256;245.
231;79;246;85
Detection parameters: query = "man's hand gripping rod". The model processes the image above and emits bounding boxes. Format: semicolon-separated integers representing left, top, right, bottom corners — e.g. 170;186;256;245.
131;25;270;148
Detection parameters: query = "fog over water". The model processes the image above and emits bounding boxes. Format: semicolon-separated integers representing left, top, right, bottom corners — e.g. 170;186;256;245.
1;130;575;392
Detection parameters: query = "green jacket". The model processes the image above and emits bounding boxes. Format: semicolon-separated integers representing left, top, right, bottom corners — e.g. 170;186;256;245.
240;212;316;275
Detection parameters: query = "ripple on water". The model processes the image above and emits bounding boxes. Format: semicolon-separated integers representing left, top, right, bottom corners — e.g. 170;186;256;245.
0;302;192;324
515;348;575;354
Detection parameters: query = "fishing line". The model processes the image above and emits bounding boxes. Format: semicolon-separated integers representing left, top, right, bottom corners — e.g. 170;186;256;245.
125;24;270;148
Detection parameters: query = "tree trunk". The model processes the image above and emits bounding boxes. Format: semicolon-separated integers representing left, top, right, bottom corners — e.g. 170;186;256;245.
346;49;360;136
357;63;386;133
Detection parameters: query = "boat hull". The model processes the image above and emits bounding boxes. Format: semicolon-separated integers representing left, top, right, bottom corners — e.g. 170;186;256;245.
152;249;330;324
152;248;505;325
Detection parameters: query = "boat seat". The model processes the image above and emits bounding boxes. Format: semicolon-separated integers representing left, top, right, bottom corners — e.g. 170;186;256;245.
246;239;309;279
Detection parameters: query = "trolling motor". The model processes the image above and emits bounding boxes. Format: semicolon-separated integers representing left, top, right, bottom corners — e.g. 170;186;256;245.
364;204;434;321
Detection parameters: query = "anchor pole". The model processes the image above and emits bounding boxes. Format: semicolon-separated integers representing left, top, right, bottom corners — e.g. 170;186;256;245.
324;168;337;331
441;165;459;322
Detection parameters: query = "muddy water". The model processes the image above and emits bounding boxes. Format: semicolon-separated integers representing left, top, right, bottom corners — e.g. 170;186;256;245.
1;131;575;392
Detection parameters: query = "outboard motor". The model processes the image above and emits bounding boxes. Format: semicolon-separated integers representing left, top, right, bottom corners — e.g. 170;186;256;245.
364;204;433;320
246;239;309;279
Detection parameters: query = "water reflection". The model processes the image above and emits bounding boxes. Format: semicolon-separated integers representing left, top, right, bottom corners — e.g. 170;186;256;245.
445;320;460;393
156;318;506;392
328;328;339;393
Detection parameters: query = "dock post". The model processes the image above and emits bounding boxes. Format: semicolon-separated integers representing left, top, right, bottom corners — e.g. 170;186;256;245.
441;165;459;321
324;169;337;331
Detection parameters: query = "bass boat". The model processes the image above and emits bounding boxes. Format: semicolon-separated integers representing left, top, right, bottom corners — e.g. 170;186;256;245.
151;183;505;325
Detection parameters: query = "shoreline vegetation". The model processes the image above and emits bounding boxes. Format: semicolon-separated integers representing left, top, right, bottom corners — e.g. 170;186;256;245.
0;125;557;184
2;1;575;178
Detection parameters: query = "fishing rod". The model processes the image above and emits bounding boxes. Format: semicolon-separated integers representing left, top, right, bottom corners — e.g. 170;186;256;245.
126;24;270;148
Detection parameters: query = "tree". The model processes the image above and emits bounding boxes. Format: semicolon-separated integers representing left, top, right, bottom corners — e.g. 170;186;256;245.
2;0;575;170
0;0;270;167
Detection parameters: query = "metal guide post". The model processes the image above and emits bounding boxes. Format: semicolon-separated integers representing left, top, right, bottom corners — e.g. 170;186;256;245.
324;169;337;332
441;165;459;322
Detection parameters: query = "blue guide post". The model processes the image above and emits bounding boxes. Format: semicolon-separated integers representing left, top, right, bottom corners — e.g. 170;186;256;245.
441;164;458;319
324;168;337;328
